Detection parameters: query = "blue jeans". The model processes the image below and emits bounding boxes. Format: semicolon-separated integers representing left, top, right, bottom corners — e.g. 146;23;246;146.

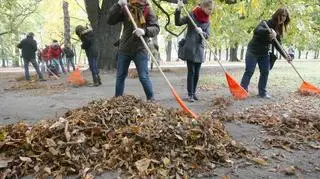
187;61;201;96
66;57;75;72
115;51;154;100
58;58;66;73
240;53;270;96
23;58;43;80
88;57;99;77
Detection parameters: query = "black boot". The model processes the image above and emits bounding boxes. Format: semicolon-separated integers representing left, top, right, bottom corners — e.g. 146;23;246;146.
88;75;99;87
96;74;102;85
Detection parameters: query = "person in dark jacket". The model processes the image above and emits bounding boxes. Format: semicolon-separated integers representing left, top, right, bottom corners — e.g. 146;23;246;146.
175;0;212;102
17;32;45;81
240;8;292;99
63;44;76;72
106;0;160;101
75;25;101;86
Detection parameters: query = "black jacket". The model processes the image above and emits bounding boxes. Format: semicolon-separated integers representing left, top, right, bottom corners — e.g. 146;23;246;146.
63;47;74;58
17;36;37;59
78;30;98;59
247;20;286;57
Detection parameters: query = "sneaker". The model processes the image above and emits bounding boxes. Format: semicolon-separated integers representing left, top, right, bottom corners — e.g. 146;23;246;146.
188;96;194;102
259;94;272;99
39;78;47;82
193;94;199;101
147;98;155;103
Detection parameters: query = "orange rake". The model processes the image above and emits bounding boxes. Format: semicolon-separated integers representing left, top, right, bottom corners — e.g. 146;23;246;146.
263;21;320;95
181;5;248;100
67;68;86;86
123;5;198;118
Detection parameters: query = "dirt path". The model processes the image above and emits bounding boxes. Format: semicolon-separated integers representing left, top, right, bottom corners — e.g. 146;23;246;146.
1;61;319;178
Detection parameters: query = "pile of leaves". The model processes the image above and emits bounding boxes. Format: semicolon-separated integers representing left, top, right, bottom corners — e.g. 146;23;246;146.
5;82;67;94
223;94;320;149
0;95;249;178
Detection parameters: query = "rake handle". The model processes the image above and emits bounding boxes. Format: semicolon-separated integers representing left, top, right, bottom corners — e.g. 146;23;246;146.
181;5;226;73
262;21;305;82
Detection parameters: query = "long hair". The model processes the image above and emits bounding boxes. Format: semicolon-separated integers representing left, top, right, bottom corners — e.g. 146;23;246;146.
271;8;290;36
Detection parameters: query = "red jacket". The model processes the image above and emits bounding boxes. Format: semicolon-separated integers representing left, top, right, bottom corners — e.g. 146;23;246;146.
49;45;62;59
41;47;51;61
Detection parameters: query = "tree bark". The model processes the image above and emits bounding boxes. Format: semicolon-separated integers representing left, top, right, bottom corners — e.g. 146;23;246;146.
84;0;121;70
218;49;221;61
298;50;301;59
225;47;229;61
14;32;20;67
166;39;172;62
63;1;71;46
305;51;308;59
229;43;240;62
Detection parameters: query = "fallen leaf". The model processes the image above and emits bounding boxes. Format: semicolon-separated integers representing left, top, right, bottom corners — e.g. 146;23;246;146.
135;158;150;173
19;156;32;163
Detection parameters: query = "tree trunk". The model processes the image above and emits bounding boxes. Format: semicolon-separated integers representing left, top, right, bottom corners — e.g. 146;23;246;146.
314;50;319;59
225;47;229;61
240;46;244;60
84;0;121;70
63;1;71;46
298;50;301;59
14;32;20;67
305;51;308;59
209;50;212;61
218;49;221;61
229;44;239;62
166;39;172;62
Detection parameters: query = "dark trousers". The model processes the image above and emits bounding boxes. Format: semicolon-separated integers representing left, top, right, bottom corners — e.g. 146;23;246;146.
58;58;66;73
66;57;76;72
88;57;99;77
23;58;43;80
115;51;154;100
240;53;270;96
187;61;202;97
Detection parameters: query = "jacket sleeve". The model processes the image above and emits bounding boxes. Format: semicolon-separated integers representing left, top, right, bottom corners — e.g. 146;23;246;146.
253;21;269;37
144;8;160;38
80;33;92;49
17;40;23;49
32;40;37;52
203;23;210;39
174;9;188;26
107;4;125;25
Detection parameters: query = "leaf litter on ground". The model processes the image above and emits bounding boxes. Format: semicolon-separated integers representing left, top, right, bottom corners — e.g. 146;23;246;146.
0;95;250;178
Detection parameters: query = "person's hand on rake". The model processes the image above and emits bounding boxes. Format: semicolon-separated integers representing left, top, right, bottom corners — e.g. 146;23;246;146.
195;27;203;35
286;54;293;63
177;0;184;10
133;28;145;37
118;0;127;6
269;29;277;40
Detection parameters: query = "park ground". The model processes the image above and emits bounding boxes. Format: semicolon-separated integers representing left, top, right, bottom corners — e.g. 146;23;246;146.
0;60;319;178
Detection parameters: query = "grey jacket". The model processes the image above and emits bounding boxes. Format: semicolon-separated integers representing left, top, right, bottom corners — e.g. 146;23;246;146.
107;4;160;54
175;9;210;63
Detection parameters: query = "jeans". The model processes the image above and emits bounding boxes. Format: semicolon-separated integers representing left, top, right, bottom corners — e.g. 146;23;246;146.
66;57;75;72
187;61;202;96
88;57;99;77
240;52;270;96
115;51;154;100
23;58;43;80
58;58;66;73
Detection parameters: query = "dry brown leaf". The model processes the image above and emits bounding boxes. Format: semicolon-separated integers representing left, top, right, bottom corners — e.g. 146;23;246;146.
19;156;32;163
250;157;268;166
135;158;151;173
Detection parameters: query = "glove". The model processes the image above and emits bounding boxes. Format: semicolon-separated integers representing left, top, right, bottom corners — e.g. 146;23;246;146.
269;29;277;40
133;28;145;37
195;27;203;35
286;55;293;63
118;0;127;6
177;0;184;10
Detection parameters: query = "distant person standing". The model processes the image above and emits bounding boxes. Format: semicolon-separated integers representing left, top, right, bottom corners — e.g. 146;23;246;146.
17;32;45;81
63;44;76;72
